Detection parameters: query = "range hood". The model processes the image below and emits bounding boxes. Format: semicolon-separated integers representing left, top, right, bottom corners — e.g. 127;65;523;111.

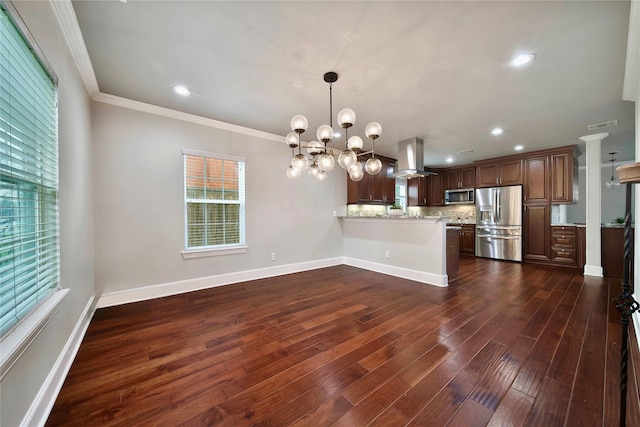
393;137;436;179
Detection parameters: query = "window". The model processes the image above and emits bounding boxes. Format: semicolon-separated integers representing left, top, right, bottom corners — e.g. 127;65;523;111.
182;148;246;257
0;6;59;338
395;180;407;211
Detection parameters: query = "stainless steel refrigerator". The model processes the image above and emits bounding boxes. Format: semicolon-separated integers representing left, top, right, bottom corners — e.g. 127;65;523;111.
475;185;523;262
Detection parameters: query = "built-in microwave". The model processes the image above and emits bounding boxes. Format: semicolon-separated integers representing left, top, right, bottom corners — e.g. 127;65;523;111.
445;188;475;205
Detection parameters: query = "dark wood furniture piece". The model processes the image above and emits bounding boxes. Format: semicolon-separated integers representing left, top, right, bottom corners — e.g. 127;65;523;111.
476;158;523;187
602;227;634;278
445;166;476;189
347;154;396;205
446;227;460;280
448;223;475;255
550;225;578;267
406;170;446;207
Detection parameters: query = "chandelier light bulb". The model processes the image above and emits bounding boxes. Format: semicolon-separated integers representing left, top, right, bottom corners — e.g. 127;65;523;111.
286;165;301;179
290;115;308;133
337;108;356;129
365;157;383;175
316;170;328;182
318;152;335;171
347;136;364;150
338;149;357;169
306;140;323;156
285;132;299;148
316;125;334;143
308;163;321;177
365;122;382;139
291;153;309;171
348;162;364;181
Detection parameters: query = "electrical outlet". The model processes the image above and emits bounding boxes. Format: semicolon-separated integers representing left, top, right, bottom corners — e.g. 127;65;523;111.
385;250;390;259
271;252;276;261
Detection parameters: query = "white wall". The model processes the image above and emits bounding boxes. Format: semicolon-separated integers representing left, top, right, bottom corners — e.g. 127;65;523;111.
91;101;346;296
565;164;634;224
1;2;95;426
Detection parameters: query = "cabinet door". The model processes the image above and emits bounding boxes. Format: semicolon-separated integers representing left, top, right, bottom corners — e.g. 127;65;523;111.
460;226;475;254
369;170;384;203
407;176;428;206
460;167;476;188
477;164;500;187
524;156;549;203
524;203;550;261
428;173;445;206
551;152;577;203
357;161;372;203
382;163;396;204
447;170;461;189
500;160;523;185
347;173;359;204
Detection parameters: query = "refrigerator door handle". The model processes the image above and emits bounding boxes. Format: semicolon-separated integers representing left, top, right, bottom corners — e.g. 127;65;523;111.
496;188;501;223
477;235;520;240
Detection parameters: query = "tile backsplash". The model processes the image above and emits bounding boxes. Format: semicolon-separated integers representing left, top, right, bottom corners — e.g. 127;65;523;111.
407;205;476;222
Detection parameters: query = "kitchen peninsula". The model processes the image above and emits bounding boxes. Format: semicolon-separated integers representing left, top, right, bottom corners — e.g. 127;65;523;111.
340;216;450;286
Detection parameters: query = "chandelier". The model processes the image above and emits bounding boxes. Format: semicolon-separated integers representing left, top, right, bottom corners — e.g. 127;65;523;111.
605;151;621;188
285;71;383;182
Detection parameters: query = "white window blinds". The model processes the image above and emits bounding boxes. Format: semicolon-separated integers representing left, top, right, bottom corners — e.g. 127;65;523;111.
0;6;59;337
182;149;245;249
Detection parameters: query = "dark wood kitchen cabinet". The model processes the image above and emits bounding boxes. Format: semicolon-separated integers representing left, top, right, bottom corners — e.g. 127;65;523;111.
550;225;578;266
551;146;580;203
407;175;429;206
524;156;550;203
476;159;522;187
428;170;445;206
602;227;634;278
347;155;396;205
446;166;476;189
524;203;550;262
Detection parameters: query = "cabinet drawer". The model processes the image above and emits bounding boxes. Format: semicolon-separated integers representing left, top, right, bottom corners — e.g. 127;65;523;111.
552;234;576;248
551;226;576;235
551;247;577;264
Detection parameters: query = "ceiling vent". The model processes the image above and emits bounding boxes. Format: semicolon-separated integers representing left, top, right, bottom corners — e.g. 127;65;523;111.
587;120;618;131
457;148;476;155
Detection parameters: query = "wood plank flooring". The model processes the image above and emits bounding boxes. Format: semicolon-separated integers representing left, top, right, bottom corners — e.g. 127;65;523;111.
46;258;640;426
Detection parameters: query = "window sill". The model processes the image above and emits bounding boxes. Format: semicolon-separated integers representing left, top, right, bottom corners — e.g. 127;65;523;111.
0;288;69;379
182;245;248;259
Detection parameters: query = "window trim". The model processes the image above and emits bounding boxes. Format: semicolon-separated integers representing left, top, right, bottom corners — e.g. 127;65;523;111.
181;148;246;256
0;288;68;380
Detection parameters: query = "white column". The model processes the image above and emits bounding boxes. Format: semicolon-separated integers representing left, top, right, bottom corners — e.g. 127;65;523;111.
579;132;608;277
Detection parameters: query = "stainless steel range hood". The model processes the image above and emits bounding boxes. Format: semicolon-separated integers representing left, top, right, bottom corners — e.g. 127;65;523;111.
393;137;436;179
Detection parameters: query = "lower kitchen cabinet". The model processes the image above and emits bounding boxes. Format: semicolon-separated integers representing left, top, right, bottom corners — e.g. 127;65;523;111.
446;227;460;280
550;225;578;266
602;226;634;279
447;223;475;256
524;203;550;262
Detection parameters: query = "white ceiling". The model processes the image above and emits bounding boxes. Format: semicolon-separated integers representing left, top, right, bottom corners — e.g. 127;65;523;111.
71;0;636;166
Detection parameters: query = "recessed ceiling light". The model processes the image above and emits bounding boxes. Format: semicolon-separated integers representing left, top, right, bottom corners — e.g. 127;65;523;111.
172;85;191;96
446;157;454;163
333;131;341;138
491;127;504;136
514;145;524;151
510;53;536;67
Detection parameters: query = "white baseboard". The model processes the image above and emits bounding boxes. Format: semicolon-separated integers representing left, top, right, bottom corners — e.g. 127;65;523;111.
97;257;344;308
22;295;97;427
583;264;604;277
343;257;448;287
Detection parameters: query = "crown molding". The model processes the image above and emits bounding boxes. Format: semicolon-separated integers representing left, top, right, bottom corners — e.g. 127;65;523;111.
623;0;640;102
93;92;284;142
49;0;99;97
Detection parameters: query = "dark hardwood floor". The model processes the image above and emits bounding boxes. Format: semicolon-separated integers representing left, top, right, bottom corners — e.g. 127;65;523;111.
47;258;640;426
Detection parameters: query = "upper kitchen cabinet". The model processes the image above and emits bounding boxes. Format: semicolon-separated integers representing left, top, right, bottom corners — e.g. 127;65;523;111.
428;170;446;206
550;146;580;204
524;156;550;203
407;175;429;206
446;166;476;189
407;169;445;207
347;155;396;205
476;159;522;187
